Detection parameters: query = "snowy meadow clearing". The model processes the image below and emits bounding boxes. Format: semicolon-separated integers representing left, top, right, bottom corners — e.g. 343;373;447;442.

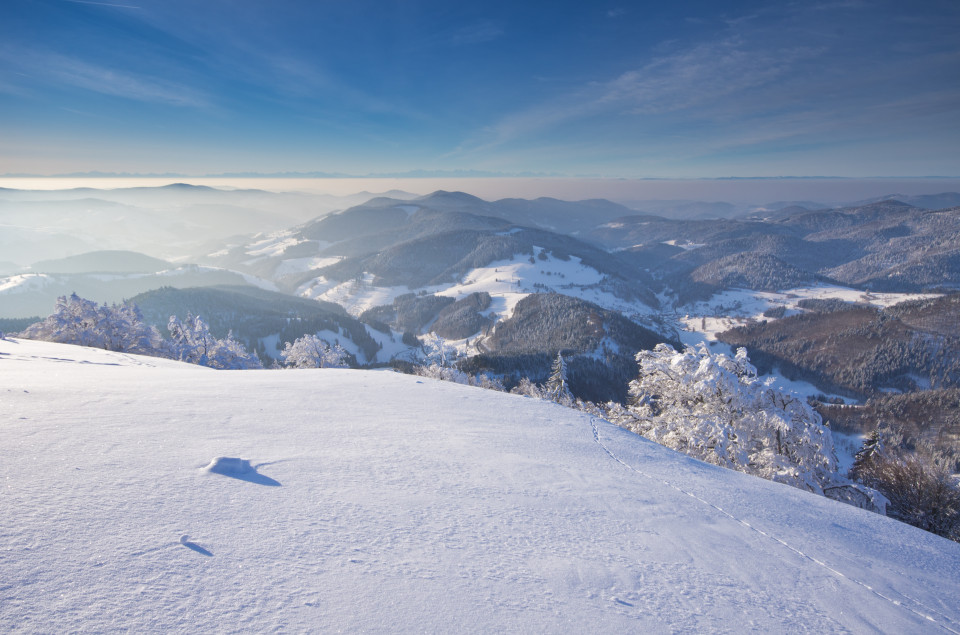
2;338;960;633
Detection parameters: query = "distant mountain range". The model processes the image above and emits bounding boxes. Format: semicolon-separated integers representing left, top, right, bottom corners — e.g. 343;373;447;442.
4;185;960;405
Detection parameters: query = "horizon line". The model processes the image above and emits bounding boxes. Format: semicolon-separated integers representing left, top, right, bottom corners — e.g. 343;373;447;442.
3;172;960;180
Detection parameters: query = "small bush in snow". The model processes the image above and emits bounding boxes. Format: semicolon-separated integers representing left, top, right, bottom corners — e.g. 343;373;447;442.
413;363;506;391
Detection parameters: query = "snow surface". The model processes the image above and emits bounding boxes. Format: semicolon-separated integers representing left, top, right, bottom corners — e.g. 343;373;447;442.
2;338;960;633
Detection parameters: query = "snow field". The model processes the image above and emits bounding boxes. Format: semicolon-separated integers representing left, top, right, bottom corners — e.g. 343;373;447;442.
678;284;943;340
298;274;413;317
2;338;959;633
0;274;53;295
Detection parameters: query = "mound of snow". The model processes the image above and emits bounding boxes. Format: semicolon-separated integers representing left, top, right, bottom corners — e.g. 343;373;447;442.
2;338;959;633
203;456;253;475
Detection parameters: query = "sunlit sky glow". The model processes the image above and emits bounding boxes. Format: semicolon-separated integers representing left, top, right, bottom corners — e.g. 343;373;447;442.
2;0;958;178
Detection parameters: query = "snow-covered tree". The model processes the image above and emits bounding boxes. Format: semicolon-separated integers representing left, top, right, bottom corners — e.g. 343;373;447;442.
610;343;882;508
167;314;261;370
413;332;486;385
544;352;573;405
422;332;455;368
210;330;264;370
168;313;214;365
281;334;349;369
20;293;163;355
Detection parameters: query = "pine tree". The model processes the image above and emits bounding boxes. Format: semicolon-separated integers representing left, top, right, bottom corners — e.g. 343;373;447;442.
545;352;573;404
850;428;884;479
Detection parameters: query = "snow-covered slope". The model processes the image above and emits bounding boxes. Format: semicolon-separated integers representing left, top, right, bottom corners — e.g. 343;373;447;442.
2;339;959;633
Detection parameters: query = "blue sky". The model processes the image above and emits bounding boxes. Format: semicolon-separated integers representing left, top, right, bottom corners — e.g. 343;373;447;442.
1;0;958;177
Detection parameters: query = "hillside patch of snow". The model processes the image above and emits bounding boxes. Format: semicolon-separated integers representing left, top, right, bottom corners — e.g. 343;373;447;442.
245;234;302;258
662;239;705;250
299;274;411;317
273;256;341;278
2;338;959;632
0;273;55;295
677;284;943;342
434;252;654;323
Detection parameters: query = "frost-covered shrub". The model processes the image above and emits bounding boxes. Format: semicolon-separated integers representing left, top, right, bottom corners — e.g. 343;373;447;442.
280;334;349;369
510;376;545;398
413;363;505;391
20;293;164;355
609;343;883;509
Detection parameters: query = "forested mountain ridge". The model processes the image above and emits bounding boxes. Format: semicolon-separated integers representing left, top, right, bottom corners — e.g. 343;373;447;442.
718;293;960;399
585;200;960;300
200;192;658;307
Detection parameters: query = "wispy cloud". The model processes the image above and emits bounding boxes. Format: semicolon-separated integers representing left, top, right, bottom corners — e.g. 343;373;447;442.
449;20;504;46
2;49;209;107
408;19;505;51
61;0;142;8
455;35;817;156
454;1;960;168
601;39;817;115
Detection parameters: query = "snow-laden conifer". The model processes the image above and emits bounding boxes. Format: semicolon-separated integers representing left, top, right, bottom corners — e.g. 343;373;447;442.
544;352;573;405
849;428;884;480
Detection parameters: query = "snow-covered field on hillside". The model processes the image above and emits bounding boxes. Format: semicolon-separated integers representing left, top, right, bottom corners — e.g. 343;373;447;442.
2;338;959;633
677;284;942;340
297;251;656;325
